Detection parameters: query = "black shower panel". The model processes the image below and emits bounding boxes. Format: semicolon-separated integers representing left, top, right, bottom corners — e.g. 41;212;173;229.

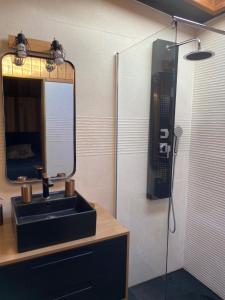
147;39;179;200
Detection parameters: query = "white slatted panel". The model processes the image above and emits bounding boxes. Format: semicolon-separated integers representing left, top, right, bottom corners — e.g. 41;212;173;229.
118;118;149;154
76;116;114;156
184;31;225;299
117;118;191;155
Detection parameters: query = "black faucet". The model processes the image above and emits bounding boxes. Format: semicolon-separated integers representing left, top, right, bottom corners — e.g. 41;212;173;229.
34;166;54;199
42;176;54;199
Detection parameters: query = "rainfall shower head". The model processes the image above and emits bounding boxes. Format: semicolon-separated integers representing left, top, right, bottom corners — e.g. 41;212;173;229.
167;38;215;61
184;50;214;61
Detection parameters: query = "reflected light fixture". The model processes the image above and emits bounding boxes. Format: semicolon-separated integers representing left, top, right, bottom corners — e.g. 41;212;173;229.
46;38;65;72
13;32;29;66
46;58;56;72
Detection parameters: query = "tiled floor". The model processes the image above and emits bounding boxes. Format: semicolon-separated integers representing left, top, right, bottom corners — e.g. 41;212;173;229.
128;269;222;300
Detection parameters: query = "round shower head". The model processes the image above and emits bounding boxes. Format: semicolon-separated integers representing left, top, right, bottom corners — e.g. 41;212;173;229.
184;50;215;61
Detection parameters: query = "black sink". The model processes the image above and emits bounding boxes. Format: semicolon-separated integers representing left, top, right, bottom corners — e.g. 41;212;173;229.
11;191;97;253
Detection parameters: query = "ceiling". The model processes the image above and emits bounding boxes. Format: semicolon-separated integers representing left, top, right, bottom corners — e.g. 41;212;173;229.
137;0;225;22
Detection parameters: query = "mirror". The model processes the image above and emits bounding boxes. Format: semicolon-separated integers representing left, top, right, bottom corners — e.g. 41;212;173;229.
1;53;75;182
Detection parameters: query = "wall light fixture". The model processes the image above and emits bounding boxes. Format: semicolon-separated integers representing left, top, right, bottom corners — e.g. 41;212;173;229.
13;32;29;66
46;39;65;72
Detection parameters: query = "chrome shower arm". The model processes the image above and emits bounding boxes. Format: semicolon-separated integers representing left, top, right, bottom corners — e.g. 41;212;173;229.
167;38;201;51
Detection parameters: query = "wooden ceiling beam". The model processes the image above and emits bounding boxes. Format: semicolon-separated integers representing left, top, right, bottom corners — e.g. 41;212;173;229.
186;0;225;15
214;0;225;13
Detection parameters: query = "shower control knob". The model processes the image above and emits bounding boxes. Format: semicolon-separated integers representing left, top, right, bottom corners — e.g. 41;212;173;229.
159;143;171;159
160;128;169;139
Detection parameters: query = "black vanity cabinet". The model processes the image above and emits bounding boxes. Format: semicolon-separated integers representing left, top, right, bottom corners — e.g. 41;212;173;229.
0;236;127;300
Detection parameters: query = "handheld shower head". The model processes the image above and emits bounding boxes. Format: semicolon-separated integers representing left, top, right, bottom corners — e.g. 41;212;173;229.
174;126;183;154
174;126;183;138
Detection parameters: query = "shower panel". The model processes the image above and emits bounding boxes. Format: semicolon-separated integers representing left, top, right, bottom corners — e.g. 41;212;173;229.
147;39;178;200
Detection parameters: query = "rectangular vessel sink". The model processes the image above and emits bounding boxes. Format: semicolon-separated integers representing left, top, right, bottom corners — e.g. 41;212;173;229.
11;191;96;253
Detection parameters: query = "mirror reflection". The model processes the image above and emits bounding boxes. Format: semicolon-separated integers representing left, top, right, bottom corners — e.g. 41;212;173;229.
2;54;75;182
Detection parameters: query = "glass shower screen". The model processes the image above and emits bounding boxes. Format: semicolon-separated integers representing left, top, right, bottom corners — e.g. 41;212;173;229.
116;25;178;299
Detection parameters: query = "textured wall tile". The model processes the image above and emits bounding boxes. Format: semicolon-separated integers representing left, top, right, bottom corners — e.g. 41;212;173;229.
184;29;225;299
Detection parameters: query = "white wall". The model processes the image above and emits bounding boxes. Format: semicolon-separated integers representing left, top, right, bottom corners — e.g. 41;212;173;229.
184;16;225;299
0;0;174;216
117;24;195;285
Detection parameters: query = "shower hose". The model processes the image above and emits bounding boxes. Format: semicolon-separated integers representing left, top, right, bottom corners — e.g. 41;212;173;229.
164;134;178;300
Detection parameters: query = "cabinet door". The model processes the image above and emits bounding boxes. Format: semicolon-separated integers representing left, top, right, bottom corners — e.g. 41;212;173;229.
0;235;128;300
0;262;30;300
93;236;127;300
28;245;94;300
52;285;97;300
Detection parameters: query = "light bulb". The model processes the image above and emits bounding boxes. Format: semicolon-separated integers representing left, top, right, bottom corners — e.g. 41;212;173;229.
17;43;27;58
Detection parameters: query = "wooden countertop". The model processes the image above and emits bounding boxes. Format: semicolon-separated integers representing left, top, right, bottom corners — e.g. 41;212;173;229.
0;203;129;267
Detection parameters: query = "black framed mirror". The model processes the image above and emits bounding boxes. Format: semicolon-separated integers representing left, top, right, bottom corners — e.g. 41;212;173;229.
1;52;76;183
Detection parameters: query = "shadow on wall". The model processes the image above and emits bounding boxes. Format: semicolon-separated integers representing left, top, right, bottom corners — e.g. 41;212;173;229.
0;39;8;50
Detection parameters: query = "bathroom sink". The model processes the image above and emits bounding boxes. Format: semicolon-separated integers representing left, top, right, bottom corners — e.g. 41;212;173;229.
11;191;97;253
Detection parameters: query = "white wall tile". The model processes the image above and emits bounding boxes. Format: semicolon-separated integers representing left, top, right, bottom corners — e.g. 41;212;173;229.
184;20;225;299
